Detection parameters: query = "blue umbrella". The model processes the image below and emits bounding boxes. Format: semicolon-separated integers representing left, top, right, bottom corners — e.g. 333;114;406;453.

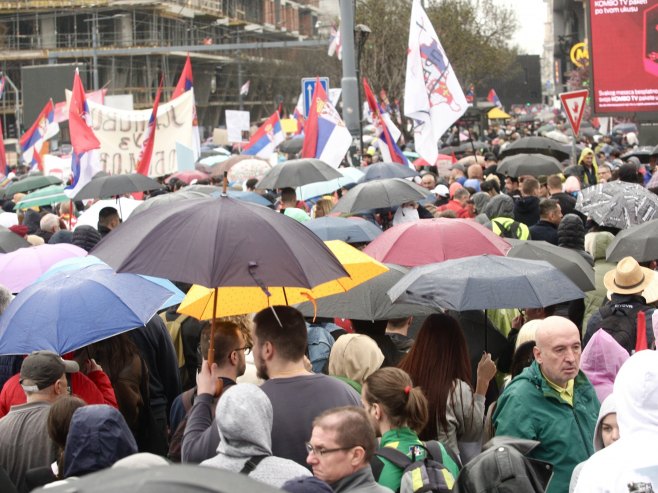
0;264;173;355
36;256;185;309
358;162;418;183
304;216;382;243
226;190;273;207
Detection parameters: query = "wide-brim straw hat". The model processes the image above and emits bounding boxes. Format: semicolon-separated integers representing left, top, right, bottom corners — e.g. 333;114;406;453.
604;256;654;295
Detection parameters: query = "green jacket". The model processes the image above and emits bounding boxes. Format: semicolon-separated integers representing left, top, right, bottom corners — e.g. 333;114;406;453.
492;361;599;493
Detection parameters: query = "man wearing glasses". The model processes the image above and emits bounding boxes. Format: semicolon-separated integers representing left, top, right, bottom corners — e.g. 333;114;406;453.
307;406;391;493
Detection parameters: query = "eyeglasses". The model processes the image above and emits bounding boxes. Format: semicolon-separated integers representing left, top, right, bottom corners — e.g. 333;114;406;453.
305;442;356;457
232;346;252;355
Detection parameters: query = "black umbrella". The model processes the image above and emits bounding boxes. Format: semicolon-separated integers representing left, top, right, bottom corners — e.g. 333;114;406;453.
358;162;418;182
73;173;163;201
130;189;207;217
278;135;305;155
606;218;658;262
32;464;283;493
499;136;571;161
576;181;658;229
1;175;62;198
621;147;654;165
332;178;430;214
256;158;342;190
0;226;30;253
497;153;562;177
516;113;537;123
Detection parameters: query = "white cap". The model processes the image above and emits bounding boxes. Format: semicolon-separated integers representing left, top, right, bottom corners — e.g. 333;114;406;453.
432;184;449;197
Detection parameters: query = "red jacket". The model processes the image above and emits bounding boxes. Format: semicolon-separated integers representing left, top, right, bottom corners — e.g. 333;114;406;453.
0;370;118;418
437;199;473;218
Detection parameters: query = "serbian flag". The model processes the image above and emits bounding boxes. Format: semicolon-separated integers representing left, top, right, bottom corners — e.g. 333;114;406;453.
0;76;5;99
301;78;352;168
136;78;164;176
172;55;193;99
327;24;342;60
242;111;284;159
293;92;305;134
404;0;468;166
65;69;101;199
20;100;60;171
362;78;410;168
487;88;502;108
0;120;7;176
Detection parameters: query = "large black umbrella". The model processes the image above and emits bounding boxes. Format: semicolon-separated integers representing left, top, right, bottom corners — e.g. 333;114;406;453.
358;162;418;182
332;178;430;214
0;226;30;253
621;147;654;165
73;173;163;200
497;153;562;177
1;175;62;198
33;464;283;493
507;240;595;291
576;181;658;229
606;218;658;262
499;136;571;161
297;263;436;320
256;158;342;189
278;135;305;155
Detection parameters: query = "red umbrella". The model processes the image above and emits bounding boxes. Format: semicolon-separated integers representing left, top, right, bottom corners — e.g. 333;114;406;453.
166;170;210;185
363;218;512;267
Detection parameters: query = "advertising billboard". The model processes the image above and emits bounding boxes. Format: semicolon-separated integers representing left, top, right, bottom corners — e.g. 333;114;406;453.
588;1;658;114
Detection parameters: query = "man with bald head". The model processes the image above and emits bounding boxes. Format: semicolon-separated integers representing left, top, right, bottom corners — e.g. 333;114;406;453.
493;316;600;493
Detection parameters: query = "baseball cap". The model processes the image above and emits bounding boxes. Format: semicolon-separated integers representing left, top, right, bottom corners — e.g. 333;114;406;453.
432;184;450;197
20;351;79;392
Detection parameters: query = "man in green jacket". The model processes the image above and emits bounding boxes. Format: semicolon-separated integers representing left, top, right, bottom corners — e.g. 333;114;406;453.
493;316;600;493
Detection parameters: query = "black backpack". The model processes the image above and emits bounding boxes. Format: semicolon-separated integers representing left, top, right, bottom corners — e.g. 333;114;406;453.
595;303;643;354
493;219;521;239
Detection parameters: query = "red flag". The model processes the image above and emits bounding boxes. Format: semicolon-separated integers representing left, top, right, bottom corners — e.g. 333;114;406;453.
362;78;406;165
136;78;164;176
277;101;283;118
0;119;7;176
451;152;458;164
69;70;100;154
636;310;648;352
172;55;193;100
301;77;324;159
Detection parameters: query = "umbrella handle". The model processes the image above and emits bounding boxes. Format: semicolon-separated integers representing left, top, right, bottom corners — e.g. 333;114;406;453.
484;309;488;353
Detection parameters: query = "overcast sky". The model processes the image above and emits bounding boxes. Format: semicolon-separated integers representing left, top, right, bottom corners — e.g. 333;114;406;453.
491;0;547;55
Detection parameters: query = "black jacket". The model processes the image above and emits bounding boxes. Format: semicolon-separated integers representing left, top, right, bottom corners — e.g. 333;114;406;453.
513;196;540;227
529;220;559;245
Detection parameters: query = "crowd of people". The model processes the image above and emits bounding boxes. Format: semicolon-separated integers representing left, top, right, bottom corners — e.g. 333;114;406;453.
0;120;658;493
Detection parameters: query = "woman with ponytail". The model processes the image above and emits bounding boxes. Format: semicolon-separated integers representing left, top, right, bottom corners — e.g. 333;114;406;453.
362;367;460;491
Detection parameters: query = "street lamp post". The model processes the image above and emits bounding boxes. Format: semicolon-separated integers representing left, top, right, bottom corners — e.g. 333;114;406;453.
354;24;370;162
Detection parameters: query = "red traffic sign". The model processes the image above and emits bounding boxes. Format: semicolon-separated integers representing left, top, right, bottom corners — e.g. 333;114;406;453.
559;89;588;136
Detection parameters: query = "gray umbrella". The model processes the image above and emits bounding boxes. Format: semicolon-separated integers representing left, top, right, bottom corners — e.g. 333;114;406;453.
606;218;658;262
0;226;30;253
297;263;436;320
332;178;430;214
304;216;383;243
256;158;342;189
358;162;418;182
576;181;658;229
130;189;207;217
498;136;571;161
73;173;163;200
507;240;595;291
497;153;562;178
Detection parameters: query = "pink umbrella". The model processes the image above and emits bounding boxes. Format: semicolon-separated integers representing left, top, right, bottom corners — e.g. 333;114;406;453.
363;218;511;267
0;243;87;293
166;170;210;185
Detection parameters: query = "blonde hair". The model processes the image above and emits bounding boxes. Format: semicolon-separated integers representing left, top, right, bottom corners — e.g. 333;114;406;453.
313;198;333;219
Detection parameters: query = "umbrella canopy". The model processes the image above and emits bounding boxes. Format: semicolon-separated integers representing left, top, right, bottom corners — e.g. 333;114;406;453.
358;163;418;182
497;153;562;178
576;181;658;229
332;178;430;214
297;263;435;320
606;218;658;262
0;264;172;355
177;240;388;319
363;218;511;267
544;130;570;144
37;255;185;310
305;216;383;243
499;136;571;161
207;154;260;177
13;184;69;210
130;190;208;217
488;107;511;119
0;225;30;254
388;255;585;311
297;167;363;200
1;175;62;198
90;195;349;289
621;147;654;165
227;159;272;183
256;158;343;190
74;198;142;229
73;174;163;201
226;190;273;207
279;135;305;155
0;243;87;293
166;170;210;185
507;240;595;291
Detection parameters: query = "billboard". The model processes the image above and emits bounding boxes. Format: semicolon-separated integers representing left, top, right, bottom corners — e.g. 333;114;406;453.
588;1;658;114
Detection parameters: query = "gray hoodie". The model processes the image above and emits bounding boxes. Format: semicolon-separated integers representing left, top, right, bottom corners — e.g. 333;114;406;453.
200;384;311;488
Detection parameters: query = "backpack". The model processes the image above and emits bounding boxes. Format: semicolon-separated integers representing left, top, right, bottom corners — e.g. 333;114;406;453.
375;441;458;493
493;219;521;239
167;387;197;462
596;303;643;354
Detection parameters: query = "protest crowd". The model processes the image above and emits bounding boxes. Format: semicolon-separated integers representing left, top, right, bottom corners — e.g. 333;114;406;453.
2;2;658;493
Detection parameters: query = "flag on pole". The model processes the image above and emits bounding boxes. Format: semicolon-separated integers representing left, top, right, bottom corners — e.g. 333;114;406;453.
19;100;59;171
404;0;468;165
240;80;250;96
0;120;8;176
487;88;502;108
136;78;164;176
362;78;410;167
465;84;475;104
293;93;305;135
242;110;285;159
328;24;342;60
301;78;353;168
172;55;193;100
0;76;6;100
65;69;101;199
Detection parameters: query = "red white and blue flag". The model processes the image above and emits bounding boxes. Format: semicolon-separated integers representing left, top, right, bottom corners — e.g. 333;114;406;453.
242;110;284;159
487;88;502;108
65;69;101;198
362;78;410;168
20;100;60;171
0;76;5;100
328;24;342;60
136;78;164;176
171;55;200;160
0;120;7;177
301;78;352;168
